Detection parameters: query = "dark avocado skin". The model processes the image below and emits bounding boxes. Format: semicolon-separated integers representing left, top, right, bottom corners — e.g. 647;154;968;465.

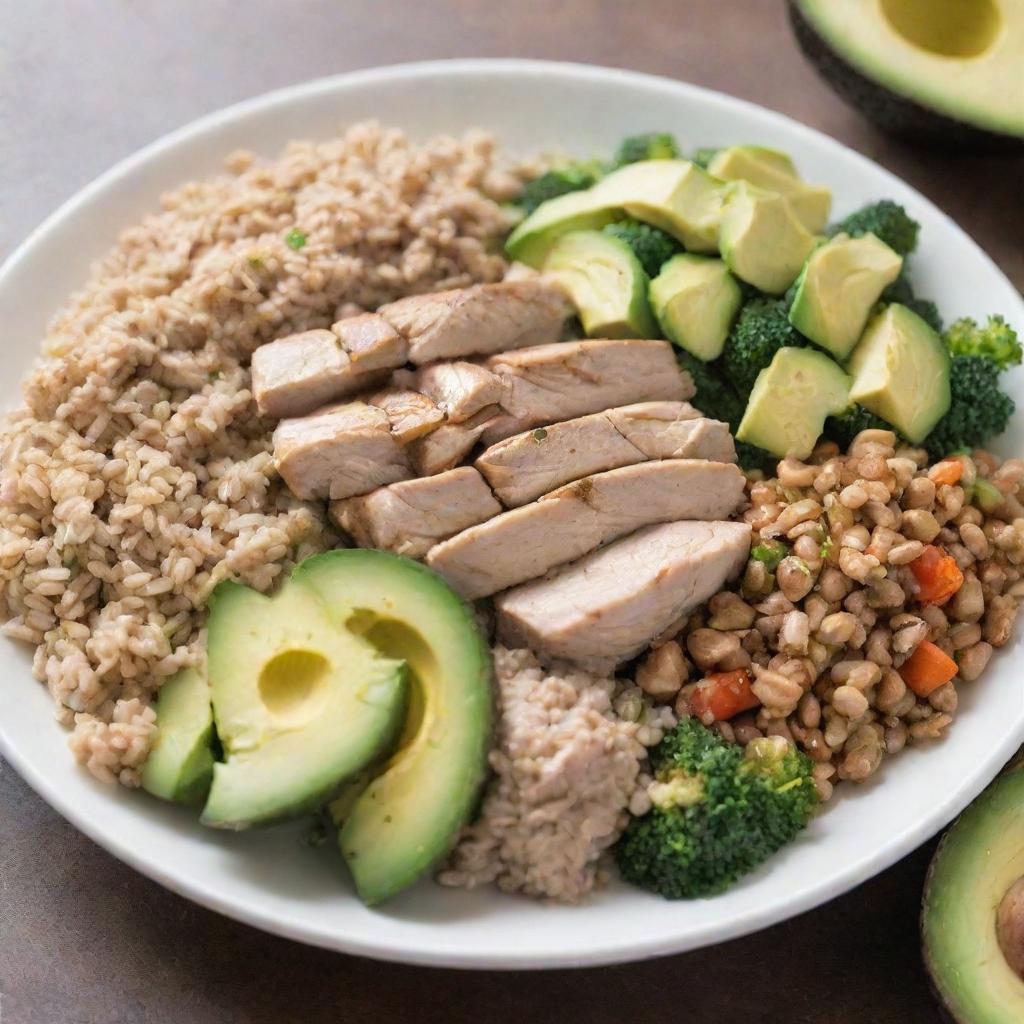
788;2;1024;155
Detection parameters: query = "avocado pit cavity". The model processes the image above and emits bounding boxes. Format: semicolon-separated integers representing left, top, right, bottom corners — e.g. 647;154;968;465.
997;876;1024;980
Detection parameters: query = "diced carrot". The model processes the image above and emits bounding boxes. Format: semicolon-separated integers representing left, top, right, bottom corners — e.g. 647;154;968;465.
930;459;964;486
689;669;759;721
910;545;964;606
900;641;958;696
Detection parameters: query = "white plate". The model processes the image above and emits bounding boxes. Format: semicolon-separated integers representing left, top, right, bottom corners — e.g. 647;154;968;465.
1;59;1022;970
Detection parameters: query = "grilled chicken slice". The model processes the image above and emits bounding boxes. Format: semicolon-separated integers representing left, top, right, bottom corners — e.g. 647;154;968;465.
405;406;498;477
331;467;501;559
479;339;693;445
496;520;752;670
415;361;505;424
251;330;391;419
378;279;571;364
273;401;411;501
476;401;734;507
365;386;444;444
425;459;746;600
332;313;408;373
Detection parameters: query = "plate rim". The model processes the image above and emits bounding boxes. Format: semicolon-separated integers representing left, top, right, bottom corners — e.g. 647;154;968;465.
2;57;1023;970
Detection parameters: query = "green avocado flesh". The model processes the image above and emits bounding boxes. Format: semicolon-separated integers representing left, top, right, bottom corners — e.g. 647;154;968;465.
707;145;832;234
505;190;618;268
923;766;1024;1023
201;577;407;829
737;346;851;459
294;550;493;906
545;230;658;339
718;182;816;296
141;667;215;805
791;0;1024;151
789;232;903;359
847;303;951;443
649;254;741;360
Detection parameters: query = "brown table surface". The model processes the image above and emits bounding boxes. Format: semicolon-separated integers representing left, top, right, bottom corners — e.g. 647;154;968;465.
1;3;1021;1022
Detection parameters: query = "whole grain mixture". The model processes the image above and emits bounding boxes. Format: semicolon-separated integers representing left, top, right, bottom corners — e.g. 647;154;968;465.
0;122;517;785
631;431;1024;801
439;646;675;902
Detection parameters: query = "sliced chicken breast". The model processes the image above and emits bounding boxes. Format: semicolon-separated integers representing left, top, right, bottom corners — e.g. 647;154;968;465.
332;313;408;372
479;339;694;445
273;401;411;501
415;361;505;424
378;279;570;364
406;406;498;477
365;386;444;444
476;401;734;506
496;520;752;670
331;467;502;559
251;330;390;419
426;459;746;600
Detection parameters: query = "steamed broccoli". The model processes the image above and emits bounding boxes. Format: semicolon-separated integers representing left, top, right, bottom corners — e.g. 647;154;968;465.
603;220;681;277
945;315;1022;370
519;161;605;215
830;200;920;257
615;720;818;899
691;147;719;170
612;132;681;168
676;351;744;429
721;297;806;396
825;404;901;449
924;355;1016;460
879;271;943;333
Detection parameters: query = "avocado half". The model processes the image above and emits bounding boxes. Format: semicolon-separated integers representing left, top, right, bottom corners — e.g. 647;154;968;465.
789;0;1024;153
922;763;1024;1023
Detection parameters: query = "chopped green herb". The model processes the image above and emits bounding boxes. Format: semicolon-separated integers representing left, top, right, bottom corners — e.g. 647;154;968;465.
247;253;265;268
819;535;834;561
285;228;308;250
208;370;223;382
751;540;788;572
971;477;1004;513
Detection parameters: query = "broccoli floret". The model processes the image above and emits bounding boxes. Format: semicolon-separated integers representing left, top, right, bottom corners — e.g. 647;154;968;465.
734;441;779;475
721;298;806;396
602;220;681;278
676;351;744;429
615;720;818;899
945;315;1022;370
691;147;719;170
519;161;604;215
613;132;681;168
877;271;943;333
924;355;1016;460
830;200;920;257
905;298;944;334
824;405;901;450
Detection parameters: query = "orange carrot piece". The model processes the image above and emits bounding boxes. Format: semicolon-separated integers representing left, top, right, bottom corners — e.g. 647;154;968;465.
900;641;958;696
930;459;964;486
690;669;759;721
910;545;965;606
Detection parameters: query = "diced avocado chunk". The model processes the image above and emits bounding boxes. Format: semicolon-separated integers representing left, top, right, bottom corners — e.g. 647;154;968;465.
847;304;951;443
201;576;407;830
718;183;816;295
505;189;618;268
590;159;728;253
141;667;215;805
544;230;658;339
649;254;742;360
294;550;492;906
788;232;904;359
737;347;851;459
707;145;833;233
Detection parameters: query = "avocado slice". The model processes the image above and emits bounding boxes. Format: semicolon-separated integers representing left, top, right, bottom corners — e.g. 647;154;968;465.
140;667;215;805
707;145;832;233
847;303;951;443
718;182;816;295
789;232;904;359
544;230;658;339
923;765;1024;1023
294;550;492;906
201;577;408;829
505;189;619;268
790;0;1024;153
737;346;851;459
590;159;728;253
649;254;742;360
